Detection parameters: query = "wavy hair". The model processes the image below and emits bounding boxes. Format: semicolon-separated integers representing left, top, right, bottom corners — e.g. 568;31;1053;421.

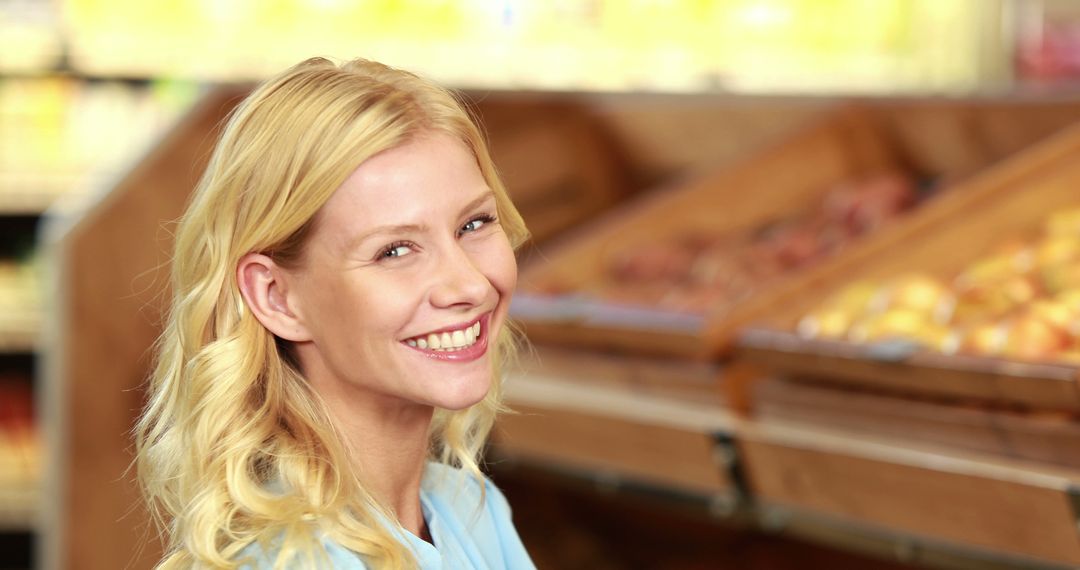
135;57;529;569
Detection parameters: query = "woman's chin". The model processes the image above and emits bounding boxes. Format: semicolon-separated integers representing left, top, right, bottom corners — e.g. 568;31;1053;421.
434;376;492;411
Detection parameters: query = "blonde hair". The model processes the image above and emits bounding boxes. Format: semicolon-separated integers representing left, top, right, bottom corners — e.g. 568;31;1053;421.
135;57;529;569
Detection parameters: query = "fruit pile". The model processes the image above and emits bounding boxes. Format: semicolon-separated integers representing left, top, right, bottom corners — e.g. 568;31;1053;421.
590;172;919;313
0;379;38;494
798;208;1080;363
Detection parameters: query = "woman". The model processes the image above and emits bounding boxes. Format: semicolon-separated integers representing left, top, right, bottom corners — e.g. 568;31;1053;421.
135;57;536;569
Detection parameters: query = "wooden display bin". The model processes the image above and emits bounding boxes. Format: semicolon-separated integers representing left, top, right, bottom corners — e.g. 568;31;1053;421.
514;106;904;360
736;119;1080;412
513;100;1080;363
739;420;1080;567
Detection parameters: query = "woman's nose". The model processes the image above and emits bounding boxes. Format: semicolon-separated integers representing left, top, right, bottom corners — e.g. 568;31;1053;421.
429;245;490;309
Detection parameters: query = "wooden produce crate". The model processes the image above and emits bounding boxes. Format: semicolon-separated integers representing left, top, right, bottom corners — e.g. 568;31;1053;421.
736;119;1080;412
513;106;909;360
739;419;1080;567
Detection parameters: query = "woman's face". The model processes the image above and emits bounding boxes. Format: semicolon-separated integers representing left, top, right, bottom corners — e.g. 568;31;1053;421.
286;132;517;414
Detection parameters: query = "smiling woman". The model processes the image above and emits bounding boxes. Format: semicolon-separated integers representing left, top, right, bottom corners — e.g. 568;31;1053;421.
134;58;535;569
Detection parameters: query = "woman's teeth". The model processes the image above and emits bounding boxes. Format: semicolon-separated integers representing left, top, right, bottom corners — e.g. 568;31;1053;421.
406;322;481;351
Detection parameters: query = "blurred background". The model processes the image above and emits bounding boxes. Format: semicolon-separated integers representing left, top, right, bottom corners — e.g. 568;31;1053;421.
7;0;1080;568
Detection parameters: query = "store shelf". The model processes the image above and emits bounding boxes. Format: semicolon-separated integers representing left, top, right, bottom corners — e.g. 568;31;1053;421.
0;288;41;356
0;10;62;75
0;326;38;353
0;181;77;216
0;484;37;532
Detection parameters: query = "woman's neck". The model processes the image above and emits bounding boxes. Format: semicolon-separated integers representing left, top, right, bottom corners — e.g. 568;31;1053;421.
307;370;435;538
348;403;433;537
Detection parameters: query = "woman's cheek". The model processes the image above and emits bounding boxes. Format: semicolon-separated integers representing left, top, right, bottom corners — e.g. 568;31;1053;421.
482;233;518;297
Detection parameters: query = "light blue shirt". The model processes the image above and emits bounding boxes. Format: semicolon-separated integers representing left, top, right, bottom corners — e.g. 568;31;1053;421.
240;462;536;569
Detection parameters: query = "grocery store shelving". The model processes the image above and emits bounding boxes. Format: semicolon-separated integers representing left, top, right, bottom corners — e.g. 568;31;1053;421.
0;176;81;217
0;484;37;532
0;0;62;76
0;326;38;354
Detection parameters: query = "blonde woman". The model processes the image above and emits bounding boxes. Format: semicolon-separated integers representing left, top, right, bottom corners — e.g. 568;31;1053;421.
135;57;536;569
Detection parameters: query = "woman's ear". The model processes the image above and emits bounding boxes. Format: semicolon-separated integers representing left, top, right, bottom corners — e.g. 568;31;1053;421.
237;253;312;342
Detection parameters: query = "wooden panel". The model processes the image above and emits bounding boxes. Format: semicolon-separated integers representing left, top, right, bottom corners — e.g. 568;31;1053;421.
517;345;724;407
47;87;247;570
739;331;1080;411
497;371;737;497
756;377;1080;468
740;424;1080;566
495;404;731;496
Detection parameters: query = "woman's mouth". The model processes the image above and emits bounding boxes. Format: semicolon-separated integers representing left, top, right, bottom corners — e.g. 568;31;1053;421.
402;315;491;361
404;320;481;351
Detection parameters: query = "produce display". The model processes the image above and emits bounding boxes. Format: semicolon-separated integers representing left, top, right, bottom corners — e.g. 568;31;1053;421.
0;76;196;211
798;207;1080;363
0;253;39;345
552;172;920;314
0;378;38;505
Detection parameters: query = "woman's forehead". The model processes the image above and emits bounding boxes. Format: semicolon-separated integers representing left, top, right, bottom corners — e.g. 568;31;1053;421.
314;134;494;247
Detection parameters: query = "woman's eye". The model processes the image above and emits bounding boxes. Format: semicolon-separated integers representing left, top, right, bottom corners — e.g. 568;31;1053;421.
460;214;496;236
379;243;413;259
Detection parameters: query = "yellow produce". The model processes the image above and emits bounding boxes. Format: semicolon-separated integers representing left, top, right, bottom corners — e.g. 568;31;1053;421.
886;273;951;315
1045;208;1080;237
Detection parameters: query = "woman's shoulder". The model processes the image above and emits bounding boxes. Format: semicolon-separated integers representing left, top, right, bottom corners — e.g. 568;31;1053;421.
235;533;369;569
421;461;535;568
421;461;512;517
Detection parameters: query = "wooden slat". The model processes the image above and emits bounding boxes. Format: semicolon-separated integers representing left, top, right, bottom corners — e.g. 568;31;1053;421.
740;421;1080;566
518;345;723;407
756;377;1080;468
498;373;736;497
496;404;730;496
739;330;1080;411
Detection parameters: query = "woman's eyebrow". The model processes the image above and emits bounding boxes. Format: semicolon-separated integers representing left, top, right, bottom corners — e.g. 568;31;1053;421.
458;190;496;218
346;190;495;252
347;223;427;252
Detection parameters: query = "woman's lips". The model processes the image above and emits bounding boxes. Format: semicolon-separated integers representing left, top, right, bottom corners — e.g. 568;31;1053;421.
402;314;491;362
